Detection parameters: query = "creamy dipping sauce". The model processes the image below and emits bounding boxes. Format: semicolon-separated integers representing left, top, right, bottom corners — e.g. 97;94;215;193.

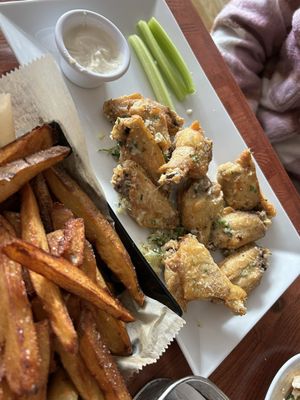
64;24;121;74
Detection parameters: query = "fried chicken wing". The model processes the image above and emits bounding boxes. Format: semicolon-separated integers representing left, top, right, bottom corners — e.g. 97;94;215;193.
103;93;184;150
111;115;165;182
179;177;224;245
111;160;179;229
211;208;271;249
217;149;276;217
158;121;212;185
163;234;247;314
218;244;271;294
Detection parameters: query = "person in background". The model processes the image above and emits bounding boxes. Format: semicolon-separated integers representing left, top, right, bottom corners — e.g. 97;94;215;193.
211;0;300;191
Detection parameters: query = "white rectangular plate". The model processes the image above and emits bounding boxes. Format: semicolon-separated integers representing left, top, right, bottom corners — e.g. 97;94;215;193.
1;0;299;378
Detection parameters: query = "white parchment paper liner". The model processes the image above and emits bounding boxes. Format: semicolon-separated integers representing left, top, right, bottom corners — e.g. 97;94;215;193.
0;54;185;376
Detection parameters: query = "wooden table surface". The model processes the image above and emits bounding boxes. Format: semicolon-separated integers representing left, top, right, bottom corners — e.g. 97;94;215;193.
0;1;299;399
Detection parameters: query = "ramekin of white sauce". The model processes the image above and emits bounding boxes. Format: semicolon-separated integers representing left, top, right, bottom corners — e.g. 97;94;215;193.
55;9;130;88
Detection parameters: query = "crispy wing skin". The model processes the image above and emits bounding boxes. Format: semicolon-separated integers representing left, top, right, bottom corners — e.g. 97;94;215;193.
111;115;165;182
211;208;271;249
164;264;187;311
159;121;212;185
112;160;179;229
163;234;247;315
219;244;271;294
179;177;224;245
217;149;276;217
103;93;184;146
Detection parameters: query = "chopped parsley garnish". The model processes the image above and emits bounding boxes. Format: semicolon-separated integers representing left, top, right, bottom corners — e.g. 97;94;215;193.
249;185;258;193
190;153;200;163
148;227;187;247
216;219;233;237
98;144;120;161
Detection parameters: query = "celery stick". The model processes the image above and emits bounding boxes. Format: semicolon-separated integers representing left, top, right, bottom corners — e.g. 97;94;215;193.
137;20;186;101
148;17;195;94
128;34;174;109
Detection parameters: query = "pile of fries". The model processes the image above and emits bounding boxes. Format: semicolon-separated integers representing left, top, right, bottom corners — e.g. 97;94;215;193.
0;123;145;399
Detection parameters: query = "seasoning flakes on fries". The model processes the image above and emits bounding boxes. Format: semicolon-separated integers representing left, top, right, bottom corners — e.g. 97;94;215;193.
0;123;143;399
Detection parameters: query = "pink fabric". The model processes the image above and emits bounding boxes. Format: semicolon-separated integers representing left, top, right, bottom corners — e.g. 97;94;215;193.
212;0;300;189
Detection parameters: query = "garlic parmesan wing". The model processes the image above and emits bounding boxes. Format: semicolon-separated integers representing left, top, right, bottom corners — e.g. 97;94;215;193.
111;115;165;182
103;93;184;150
219;243;271;294
217;149;276;217
179;177;224;245
111;160;179;229
211;208;271;250
163;234;247;315
158;121;212;185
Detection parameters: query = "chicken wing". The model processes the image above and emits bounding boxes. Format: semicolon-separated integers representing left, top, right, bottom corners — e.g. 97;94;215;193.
179;177;224;245
163;234;247;315
217;149;276;217
103;93;184;150
111;160;179;229
111;115;165;182
158;121;212;185
218;243;271;294
211;208;271;249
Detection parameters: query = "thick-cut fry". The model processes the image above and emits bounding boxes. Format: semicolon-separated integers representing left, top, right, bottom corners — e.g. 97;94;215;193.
47;229;65;257
78;308;132;400
55;340;104;400
20;320;51;400
21;184;77;353
0;146;70;203
0;124;56;166
2;211;21;237
0;223;41;396
0;379;15;400
62;218;85;267
48;368;78;400
51;202;74;230
44;167;144;306
32;174;54;233
3;239;134;322
82;241;132;356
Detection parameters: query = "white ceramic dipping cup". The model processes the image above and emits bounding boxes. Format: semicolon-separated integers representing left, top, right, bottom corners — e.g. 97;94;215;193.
55;9;130;88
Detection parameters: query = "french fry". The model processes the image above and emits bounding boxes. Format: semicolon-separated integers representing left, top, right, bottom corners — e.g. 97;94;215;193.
62;218;85;267
0;93;15;147
78;308;132;400
2;211;21;237
47;229;65;257
44;167;144;306
55;340;104;400
48;368;78;400
21;184;77;353
0;146;70;203
0;379;15;400
2;239;134;322
0;124;56;166
32;174;53;233
20;320;51;400
0;222;41;396
82;241;132;356
51;202;74;231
